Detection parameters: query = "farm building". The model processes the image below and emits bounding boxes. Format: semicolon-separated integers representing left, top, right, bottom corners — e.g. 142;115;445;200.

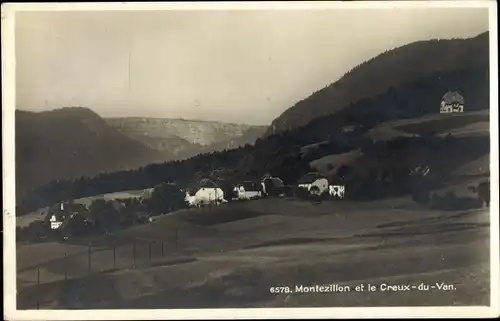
185;178;227;207
297;172;329;196
233;181;262;200
328;185;346;198
45;202;92;230
341;125;356;133
440;91;464;113
261;176;285;197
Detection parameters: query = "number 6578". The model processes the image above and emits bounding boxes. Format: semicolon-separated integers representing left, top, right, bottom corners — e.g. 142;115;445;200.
269;286;292;294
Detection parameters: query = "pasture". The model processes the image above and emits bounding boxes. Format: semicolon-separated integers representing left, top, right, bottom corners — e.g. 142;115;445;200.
16;195;490;309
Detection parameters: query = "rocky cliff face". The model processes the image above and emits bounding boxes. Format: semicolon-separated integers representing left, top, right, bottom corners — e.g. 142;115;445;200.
105;117;267;159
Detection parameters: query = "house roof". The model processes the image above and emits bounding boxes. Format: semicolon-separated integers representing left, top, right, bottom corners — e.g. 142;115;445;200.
442;91;464;104
46;202;90;223
297;172;326;184
190;178;219;191
263;177;284;188
235;180;260;191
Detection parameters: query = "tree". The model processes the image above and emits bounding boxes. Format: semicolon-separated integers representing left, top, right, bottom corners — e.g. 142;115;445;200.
89;199;122;232
146;183;188;215
477;181;490;207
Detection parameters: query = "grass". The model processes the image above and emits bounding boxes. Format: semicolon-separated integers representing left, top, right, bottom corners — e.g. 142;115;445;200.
395;114;489;136
16;195;491;309
310;149;363;172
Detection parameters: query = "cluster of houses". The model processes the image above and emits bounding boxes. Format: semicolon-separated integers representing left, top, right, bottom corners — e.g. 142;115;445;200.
183;172;346;208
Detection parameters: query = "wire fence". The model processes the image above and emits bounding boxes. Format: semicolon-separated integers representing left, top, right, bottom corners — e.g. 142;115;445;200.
18;228;182;309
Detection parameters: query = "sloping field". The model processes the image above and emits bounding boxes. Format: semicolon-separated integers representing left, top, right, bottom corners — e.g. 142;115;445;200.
16;207;49;228
367;126;415;142
438;121;490;138
396;114;489;136
17;197;491;309
73;188;154;207
453;154;490;176
381;110;488;128
368;111;489;140
310;149;363;172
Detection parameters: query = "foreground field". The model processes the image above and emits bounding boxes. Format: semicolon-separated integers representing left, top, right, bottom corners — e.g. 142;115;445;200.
16;196;490;309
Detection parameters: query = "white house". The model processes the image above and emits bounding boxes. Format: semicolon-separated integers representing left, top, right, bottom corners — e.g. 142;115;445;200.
185;179;227;207
297;172;329;196
440;91;464;113
233;181;262;200
49;214;63;230
329;185;346;199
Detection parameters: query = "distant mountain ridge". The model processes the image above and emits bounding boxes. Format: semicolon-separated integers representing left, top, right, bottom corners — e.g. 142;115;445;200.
15;107;169;200
266;31;489;136
106;117;267;159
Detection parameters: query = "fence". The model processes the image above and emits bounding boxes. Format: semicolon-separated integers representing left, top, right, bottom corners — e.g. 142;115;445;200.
17;228;181;309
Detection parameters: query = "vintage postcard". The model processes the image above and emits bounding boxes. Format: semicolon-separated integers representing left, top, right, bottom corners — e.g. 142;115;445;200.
2;1;499;319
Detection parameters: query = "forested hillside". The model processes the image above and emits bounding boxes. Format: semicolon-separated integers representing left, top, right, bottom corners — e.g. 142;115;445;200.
15;108;169;201
266;31;489;135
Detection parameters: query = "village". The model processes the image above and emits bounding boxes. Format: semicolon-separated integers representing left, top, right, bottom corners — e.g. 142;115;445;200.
27;90;474;243
41;172;347;239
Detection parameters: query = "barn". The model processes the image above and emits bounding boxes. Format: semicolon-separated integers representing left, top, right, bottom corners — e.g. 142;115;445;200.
185;178;227;207
233;181;262;200
297;172;329;196
261;176;285;197
45;202;92;231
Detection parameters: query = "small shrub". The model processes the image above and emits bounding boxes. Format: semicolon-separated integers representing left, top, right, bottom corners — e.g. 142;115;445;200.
412;190;431;205
429;190;484;210
477;181;490;207
295;186;310;199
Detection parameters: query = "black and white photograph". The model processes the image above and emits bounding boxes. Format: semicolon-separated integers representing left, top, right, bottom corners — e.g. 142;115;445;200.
2;1;499;319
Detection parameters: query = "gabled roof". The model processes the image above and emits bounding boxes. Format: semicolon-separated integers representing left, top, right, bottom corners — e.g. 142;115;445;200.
46;202;90;223
263;177;284;188
442;91;464;104
194;178;219;189
235;180;260;191
297;172;326;184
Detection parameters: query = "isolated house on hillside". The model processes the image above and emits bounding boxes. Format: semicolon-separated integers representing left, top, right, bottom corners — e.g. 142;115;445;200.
440;91;464;113
297;172;329;196
185;178;226;207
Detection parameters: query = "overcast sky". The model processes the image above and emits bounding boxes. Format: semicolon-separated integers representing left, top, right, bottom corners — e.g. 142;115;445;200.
15;7;489;125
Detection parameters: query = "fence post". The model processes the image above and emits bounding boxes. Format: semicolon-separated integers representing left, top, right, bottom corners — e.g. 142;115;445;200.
36;265;40;309
175;228;178;250
161;240;164;257
64;253;67;281
148;242;152;261
132;240;136;268
113;244;116;270
88;242;92;274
